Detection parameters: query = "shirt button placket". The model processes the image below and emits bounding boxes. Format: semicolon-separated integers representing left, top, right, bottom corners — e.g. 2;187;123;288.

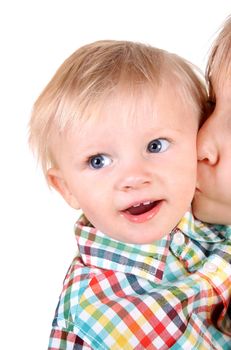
203;261;218;273
173;232;185;246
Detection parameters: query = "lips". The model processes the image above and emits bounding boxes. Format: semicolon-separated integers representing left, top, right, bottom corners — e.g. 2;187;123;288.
120;200;163;223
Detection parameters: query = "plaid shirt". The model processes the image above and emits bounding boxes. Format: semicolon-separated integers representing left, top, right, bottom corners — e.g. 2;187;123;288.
48;211;231;350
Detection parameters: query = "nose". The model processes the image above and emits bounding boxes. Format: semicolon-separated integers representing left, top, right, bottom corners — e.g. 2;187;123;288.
197;117;219;166
116;162;152;192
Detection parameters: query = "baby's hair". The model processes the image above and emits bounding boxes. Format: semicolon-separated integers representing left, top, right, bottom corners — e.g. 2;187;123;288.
206;15;231;101
29;40;208;177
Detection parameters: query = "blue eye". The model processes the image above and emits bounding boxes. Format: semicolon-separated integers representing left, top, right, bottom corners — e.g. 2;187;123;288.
147;139;170;153
89;154;112;169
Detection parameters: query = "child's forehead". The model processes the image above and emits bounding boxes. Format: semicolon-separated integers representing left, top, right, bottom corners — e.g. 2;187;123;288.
69;80;180;125
51;70;201;151
63;80;197;137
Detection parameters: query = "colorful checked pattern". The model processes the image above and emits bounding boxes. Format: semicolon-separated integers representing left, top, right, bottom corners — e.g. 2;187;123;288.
48;212;231;349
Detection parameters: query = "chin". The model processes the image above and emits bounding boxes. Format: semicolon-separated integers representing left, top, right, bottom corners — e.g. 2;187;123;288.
193;212;216;224
192;199;214;224
192;199;230;225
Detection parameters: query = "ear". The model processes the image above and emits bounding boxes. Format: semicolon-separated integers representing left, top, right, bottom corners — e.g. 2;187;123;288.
47;168;80;210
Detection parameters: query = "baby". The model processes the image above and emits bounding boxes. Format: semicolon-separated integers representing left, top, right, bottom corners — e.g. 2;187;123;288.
29;40;231;349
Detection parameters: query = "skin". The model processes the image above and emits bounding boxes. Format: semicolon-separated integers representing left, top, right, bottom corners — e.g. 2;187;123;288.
193;72;231;225
48;82;200;244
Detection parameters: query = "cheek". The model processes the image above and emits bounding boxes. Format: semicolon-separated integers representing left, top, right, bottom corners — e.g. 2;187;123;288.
171;152;197;196
162;163;196;206
169;149;197;181
216;171;231;202
73;176;109;209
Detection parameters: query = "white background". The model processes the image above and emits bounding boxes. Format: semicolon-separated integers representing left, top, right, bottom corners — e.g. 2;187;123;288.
1;1;230;349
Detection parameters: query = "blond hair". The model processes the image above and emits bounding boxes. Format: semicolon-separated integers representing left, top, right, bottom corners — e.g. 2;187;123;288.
206;15;231;100
29;40;208;176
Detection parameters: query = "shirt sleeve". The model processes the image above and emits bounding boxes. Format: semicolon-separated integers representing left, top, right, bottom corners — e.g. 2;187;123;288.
48;328;93;350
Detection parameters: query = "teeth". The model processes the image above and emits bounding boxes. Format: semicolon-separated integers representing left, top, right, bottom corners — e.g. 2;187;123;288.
132;201;152;208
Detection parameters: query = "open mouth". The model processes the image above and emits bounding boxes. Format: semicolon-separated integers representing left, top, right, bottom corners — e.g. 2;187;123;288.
120;200;163;223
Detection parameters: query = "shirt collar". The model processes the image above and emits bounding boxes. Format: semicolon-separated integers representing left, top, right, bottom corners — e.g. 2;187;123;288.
75;215;170;284
178;211;231;242
74;211;230;282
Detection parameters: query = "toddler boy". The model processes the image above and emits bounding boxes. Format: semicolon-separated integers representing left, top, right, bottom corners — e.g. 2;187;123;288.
29;40;231;349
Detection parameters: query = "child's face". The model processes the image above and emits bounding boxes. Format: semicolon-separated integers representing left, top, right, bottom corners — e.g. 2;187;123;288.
49;84;199;243
193;74;231;224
